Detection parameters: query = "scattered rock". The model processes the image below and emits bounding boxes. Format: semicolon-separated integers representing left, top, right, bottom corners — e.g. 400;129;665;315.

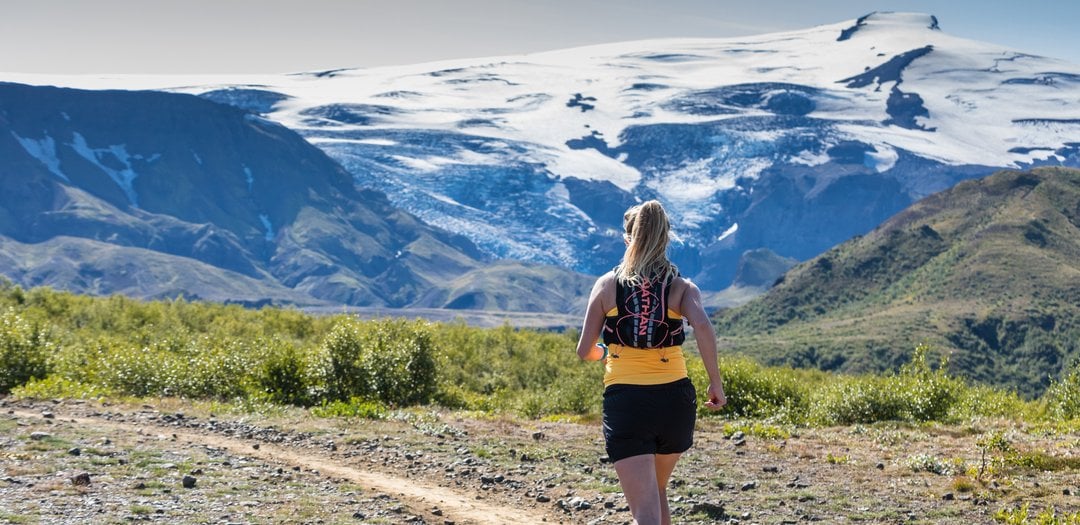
689;502;728;520
532;431;545;441
68;447;81;456
182;475;197;488
763;465;779;473
943;493;955;501
730;431;745;441
29;432;51;441
876;462;885;470
352;512;366;519
71;473;91;486
133;482;147;490
41;411;55;419
733;439;746;447
740;481;757;491
559;496;591;511
536;494;551;503
252;443;260;450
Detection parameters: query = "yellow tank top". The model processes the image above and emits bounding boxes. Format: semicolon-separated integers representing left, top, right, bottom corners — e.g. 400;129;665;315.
602;307;689;387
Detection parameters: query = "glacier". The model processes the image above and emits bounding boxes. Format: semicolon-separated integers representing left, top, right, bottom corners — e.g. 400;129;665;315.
7;12;1079;289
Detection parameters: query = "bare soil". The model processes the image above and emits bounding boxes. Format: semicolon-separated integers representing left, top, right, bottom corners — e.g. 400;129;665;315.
2;397;1078;524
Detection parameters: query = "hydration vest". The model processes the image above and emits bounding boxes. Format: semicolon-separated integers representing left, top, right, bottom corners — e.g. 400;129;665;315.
603;271;685;349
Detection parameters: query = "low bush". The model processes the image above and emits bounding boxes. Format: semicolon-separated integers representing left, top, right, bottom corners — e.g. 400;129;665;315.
0;308;53;393
316;318;438;406
1043;363;1080;420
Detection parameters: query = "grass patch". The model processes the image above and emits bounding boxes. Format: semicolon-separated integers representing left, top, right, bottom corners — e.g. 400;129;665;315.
0;511;35;524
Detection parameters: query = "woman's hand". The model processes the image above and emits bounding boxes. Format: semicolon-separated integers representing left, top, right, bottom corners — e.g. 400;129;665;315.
704;382;726;410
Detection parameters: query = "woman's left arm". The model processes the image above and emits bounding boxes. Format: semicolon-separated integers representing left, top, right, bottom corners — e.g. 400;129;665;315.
681;280;727;409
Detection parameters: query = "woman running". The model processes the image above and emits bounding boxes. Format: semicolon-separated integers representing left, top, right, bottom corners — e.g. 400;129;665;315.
576;200;726;525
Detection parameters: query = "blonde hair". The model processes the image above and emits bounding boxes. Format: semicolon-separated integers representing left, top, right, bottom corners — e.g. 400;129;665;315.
614;200;678;286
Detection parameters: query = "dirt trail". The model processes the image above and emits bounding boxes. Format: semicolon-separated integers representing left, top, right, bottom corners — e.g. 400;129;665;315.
13;409;550;525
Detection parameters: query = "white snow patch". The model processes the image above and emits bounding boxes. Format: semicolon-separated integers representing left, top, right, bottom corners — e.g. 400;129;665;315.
544;148;641;191
356;138;397;146
310;137;399;146
717;223;739;242
865;145;899;172
11;131;68;181
69;132;140;206
391;155;443;172
546;182;570;201
259;214;275;241
790;149;831;167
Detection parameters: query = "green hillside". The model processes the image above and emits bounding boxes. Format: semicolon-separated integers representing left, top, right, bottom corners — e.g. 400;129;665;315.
715;167;1080;397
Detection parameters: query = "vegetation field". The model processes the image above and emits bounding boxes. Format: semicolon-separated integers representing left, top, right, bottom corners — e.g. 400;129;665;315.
3;282;1080;523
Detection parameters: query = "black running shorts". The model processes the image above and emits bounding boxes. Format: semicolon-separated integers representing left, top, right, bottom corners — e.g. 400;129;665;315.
602;377;697;462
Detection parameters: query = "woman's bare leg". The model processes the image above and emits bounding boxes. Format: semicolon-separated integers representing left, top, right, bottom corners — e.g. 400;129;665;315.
614;454;661;525
654;453;682;525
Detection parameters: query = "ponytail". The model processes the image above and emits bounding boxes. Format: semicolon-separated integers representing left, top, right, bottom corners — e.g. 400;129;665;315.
614;200;677;286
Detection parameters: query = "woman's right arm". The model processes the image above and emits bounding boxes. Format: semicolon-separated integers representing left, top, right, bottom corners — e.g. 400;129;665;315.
576;275;611;361
681;280;727;410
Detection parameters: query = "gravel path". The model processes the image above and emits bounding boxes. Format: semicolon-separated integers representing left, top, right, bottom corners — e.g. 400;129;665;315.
4;397;1079;524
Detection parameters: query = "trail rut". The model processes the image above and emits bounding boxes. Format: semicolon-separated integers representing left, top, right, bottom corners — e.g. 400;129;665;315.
13;409;550;525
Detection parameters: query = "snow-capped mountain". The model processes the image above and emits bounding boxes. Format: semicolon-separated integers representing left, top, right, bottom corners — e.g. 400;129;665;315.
7;12;1080;290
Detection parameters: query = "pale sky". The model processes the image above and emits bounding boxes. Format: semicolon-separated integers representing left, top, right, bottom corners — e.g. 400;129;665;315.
2;0;1078;74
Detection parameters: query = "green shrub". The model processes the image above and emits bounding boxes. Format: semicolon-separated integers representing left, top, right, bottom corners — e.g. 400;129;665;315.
810;375;907;424
0;308;53;393
1043;363;1080;420
254;338;313;406
316;318;438;406
810;344;964;425
12;376;111;399
691;356;809;422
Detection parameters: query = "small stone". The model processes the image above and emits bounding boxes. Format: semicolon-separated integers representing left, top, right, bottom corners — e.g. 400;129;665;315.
532;431;545;441
71;473;91;486
599;455;612;464
1064;488;1073;496
133;482;147;490
68;447;81;456
432;508;443;516
733;439;746;447
763;466;779;473
569;497;591;510
740;481;757;491
29;432;51;441
943;493;955;501
876;462;885;470
352;512;366;519
182;475;197;488
252;443;260;450
536;494;551;503
730;431;745;441
41;411;55;419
